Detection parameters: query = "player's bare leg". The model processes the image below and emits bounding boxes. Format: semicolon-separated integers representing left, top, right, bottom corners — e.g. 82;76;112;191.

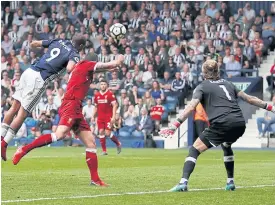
221;142;235;191
99;129;107;155
170;138;208;192
78;130;108;186
1;99;21;137
12;125;70;165
1;104;27;161
105;130;121;154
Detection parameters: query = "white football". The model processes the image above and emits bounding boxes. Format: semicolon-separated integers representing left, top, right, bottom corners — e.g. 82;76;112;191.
110;23;127;41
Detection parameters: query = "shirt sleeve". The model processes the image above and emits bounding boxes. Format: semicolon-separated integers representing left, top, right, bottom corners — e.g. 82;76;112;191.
42;39;54;48
94;94;98;106
68;51;80;63
231;82;241;97
109;92;117;104
192;84;204;101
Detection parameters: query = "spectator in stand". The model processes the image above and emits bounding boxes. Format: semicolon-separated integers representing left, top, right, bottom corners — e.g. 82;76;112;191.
150;81;165;102
36;112;53;135
181;64;193;88
119;105;138;138
133;107;154;139
117;89;129;108
109;71;122;95
226;54;242;77
235;47;250;72
134;98;144;116
27;127;36;140
243;3;255;24
262;16;275;39
142;91;156;111
1;35;13;55
1;70;11;89
251;32;264;66
2;6;13;29
171;72;186;106
82;98;95;124
43;95;58;114
256;96;275;137
266;60;275;92
166;57;179;78
243;39;255;62
142;64;156;89
150;98;165;133
160;71;172;97
119;98;131;118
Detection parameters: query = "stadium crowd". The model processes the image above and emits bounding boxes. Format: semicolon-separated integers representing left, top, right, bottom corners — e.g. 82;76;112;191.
1;1;275;144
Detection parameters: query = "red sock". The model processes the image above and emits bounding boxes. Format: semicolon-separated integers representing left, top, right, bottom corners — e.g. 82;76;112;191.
23;134;54;153
86;150;100;182
99;137;107;152
1;140;7;148
110;135;121;147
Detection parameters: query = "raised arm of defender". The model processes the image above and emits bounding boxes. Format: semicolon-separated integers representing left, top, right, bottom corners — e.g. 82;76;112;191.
94;55;124;73
237;91;275;112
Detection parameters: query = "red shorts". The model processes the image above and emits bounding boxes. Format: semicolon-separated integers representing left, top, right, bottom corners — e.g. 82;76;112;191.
97;119;112;131
58;100;90;132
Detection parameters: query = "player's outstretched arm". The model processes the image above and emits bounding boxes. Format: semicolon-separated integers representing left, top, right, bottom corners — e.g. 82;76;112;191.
94;55;124;73
159;99;200;138
30;40;43;48
238;91;275;112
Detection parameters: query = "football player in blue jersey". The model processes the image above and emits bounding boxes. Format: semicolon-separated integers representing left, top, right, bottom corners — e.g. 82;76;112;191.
1;34;86;161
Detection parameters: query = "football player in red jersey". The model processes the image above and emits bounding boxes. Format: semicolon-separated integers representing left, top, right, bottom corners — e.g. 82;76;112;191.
92;81;121;155
12;55;124;186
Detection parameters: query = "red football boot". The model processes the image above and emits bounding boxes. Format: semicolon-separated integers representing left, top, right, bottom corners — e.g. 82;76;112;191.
90;180;109;187
1;138;7;161
12;147;27;165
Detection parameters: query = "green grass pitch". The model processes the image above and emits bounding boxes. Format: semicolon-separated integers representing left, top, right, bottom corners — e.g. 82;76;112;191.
1;147;275;205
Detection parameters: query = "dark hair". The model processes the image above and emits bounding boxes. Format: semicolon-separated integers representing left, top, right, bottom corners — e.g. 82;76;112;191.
72;34;86;52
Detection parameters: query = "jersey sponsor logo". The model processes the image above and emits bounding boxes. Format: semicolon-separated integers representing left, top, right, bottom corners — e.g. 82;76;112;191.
98;99;108;103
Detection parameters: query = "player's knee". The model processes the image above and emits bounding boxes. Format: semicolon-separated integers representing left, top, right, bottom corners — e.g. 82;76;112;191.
99;130;105;136
105;130;111;137
193;137;209;152
85;139;96;149
186;146;201;163
221;143;234;156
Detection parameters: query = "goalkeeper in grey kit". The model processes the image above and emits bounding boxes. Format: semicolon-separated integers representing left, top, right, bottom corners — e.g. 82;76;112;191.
159;60;275;192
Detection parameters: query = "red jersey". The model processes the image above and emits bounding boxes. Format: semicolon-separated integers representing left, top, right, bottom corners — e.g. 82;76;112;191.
64;60;97;101
94;90;116;120
150;105;164;121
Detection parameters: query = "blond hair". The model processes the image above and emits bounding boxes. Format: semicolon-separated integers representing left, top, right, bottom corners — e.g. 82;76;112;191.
202;60;220;80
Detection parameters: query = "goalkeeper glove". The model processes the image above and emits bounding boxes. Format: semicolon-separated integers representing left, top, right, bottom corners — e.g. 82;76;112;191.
159;119;182;138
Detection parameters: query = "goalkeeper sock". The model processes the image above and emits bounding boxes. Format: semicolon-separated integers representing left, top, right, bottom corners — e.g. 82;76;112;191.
180;146;201;183
221;143;234;182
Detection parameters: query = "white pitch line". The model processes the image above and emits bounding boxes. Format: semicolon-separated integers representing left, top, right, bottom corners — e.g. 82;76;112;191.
2;184;275;204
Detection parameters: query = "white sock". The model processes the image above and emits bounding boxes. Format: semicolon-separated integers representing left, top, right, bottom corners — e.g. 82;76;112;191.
1;123;10;137
227;178;234;183
179;178;188;184
4;128;16;144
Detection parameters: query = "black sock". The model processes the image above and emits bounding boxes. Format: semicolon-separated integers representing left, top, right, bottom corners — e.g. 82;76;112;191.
180;146;201;184
221;143;234;182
